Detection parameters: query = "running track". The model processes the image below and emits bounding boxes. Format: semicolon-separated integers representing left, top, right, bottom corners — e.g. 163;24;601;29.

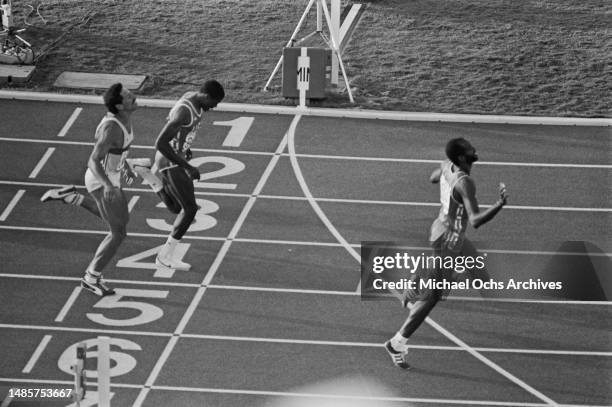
0;92;610;406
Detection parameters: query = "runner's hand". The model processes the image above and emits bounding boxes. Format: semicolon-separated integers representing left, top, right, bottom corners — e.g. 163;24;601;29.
185;148;193;161
401;288;419;308
186;164;201;181
103;185;120;201
498;182;508;206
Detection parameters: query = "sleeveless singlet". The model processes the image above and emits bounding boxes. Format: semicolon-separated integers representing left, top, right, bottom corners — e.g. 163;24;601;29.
429;160;469;252
156;94;203;171
84;114;133;192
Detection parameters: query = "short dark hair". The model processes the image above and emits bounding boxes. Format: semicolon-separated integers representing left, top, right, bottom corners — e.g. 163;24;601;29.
104;83;124;114
445;137;471;165
200;80;225;101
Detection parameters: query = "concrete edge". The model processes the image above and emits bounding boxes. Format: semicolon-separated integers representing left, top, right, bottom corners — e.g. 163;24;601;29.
0;90;610;126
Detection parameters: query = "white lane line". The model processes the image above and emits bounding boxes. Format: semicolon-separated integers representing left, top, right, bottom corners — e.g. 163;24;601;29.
21;334;52;373
2;179;611;212
56;107;82;137
131;116;292;407
426;318;558;405
499;204;612;212
1;137;95;146
0;190;25;221
289;152;612;169
3;137;612;169
2;272;612;305
0;394;12;407
287;115;360;264
0;377;136;388
28;147;55;179
0;224;611;256
446;296;612;305
1;322;610;357
0;323;170;337
288;112;559;405
54;286;81;322
314;197;612;213
127;195;140;213
207;283;356;297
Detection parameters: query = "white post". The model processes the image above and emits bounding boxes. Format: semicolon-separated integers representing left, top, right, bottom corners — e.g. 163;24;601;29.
320;0;354;103
1;0;14;30
297;47;310;108
330;0;340;85
316;0;322;32
97;336;111;407
73;342;87;407
263;0;317;91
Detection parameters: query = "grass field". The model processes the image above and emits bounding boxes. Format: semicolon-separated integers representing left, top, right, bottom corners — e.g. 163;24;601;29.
6;0;612;117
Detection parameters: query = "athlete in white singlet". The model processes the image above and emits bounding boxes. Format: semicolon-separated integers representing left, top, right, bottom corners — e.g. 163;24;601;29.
41;83;138;296
84;114;134;192
384;137;508;369
429;159;470;252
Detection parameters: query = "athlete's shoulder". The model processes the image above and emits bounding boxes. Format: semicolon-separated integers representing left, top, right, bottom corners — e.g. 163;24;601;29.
97;116;123;138
168;102;192;125
455;174;475;196
95;115;124;148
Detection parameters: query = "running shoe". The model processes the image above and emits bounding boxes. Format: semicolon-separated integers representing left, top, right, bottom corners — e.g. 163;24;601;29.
81;277;116;297
384;340;410;369
125;158;152;171
155;254;191;271
40;185;77;203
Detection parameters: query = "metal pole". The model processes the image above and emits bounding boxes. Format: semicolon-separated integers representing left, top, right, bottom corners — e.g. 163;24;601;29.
319;0;355;103
263;0;317;91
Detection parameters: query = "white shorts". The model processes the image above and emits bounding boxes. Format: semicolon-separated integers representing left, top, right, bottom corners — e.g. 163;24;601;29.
85;168;121;193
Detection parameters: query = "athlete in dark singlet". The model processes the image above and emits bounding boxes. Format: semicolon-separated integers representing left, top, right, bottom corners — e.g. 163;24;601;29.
384;137;509;368
153;80;225;271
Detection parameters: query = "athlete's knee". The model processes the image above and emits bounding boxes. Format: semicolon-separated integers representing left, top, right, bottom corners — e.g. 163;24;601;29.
156;189;177;213
183;204;198;220
168;205;181;214
110;225;128;242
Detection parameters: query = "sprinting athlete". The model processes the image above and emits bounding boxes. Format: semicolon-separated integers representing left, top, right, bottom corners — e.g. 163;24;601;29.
41;83;138;296
130;80;225;271
384;137;508;368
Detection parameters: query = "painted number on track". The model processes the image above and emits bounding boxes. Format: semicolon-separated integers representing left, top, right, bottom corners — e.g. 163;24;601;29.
86;288;168;326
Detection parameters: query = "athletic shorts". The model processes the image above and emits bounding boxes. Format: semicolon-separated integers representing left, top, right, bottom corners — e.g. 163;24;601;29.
85;168;121;193
159;166;195;204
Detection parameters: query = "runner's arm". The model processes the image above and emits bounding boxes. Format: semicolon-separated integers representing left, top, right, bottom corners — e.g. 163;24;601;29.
430;167;442;183
155;114;192;170
456;177;506;229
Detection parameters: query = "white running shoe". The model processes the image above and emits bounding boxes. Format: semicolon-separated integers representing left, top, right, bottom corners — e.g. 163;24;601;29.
40;185;77;203
155;254;191;271
126;158;164;191
125;158;152;171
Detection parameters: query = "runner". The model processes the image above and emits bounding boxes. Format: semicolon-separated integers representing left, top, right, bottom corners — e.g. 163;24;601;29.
128;80;225;271
384;137;509;368
41;83;138;296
